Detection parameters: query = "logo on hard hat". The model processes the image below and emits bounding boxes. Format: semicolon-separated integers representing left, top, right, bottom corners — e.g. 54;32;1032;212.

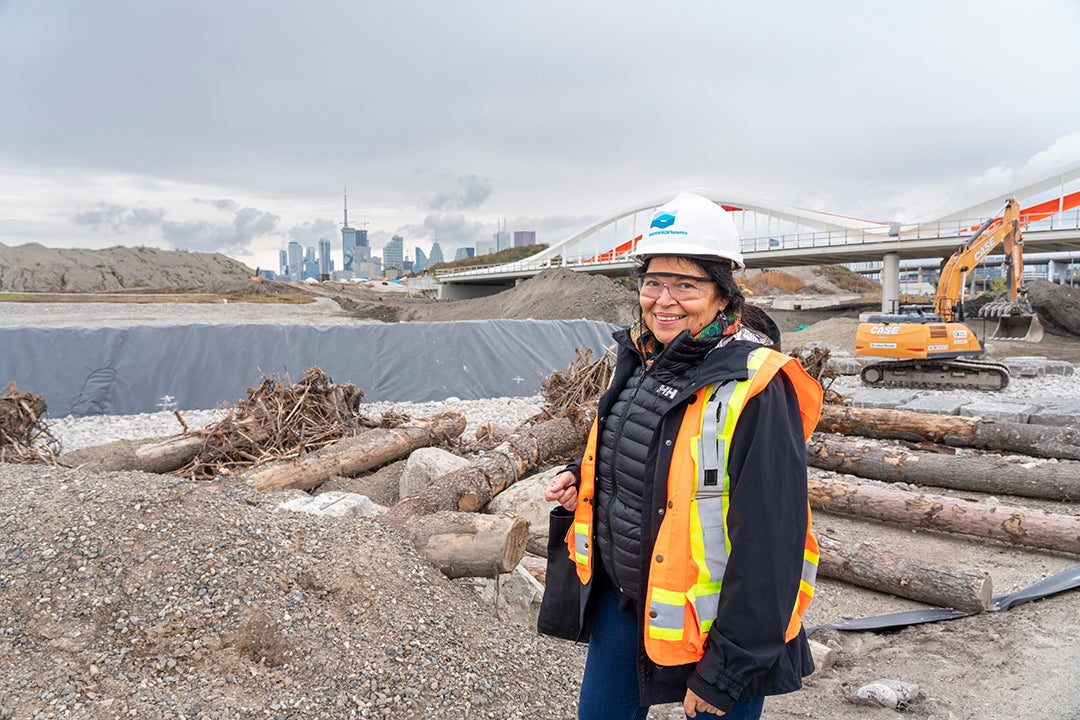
650;211;676;229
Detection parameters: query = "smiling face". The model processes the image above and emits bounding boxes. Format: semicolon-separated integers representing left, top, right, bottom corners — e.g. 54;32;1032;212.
639;256;727;345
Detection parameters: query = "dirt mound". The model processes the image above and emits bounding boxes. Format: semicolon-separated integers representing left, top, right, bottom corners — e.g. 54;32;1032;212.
0;464;584;718
742;265;880;297
0;242;254;293
782;316;862;353
398;268;638;325
1025;279;1080;336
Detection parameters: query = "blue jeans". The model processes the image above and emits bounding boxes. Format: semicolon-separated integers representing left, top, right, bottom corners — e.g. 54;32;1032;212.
578;577;764;720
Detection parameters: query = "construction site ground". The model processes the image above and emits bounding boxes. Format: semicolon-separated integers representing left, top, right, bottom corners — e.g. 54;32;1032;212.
1;266;1078;719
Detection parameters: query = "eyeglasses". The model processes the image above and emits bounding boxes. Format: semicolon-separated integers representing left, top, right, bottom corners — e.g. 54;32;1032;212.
637;273;712;301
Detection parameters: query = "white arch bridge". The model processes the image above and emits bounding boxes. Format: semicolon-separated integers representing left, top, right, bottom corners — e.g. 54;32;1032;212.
435;161;1080;311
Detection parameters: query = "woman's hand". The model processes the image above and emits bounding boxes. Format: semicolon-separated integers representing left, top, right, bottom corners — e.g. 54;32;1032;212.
683;688;724;717
544;470;579;511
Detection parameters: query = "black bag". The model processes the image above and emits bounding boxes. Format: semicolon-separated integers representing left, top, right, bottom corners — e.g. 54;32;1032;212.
537;506;589;641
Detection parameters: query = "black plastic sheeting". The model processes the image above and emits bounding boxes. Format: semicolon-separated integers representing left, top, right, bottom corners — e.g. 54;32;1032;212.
0;319;620;418
807;563;1080;635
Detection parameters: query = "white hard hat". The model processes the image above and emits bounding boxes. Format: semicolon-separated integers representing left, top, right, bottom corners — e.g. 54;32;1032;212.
629;192;744;269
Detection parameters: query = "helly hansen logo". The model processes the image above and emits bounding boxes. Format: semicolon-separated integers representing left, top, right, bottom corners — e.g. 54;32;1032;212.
656;384;678;399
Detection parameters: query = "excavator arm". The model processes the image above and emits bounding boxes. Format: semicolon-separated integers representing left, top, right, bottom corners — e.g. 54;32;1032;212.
934;198;1022;321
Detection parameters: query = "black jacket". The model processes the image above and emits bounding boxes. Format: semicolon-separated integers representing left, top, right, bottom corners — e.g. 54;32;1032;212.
572;326;814;712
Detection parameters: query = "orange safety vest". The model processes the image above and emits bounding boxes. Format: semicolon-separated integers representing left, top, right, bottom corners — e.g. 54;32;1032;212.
567;346;823;666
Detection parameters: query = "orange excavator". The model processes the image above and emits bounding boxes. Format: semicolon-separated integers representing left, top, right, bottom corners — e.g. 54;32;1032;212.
854;198;1042;390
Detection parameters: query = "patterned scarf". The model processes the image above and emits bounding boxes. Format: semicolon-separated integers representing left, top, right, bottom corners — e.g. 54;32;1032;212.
631;309;742;367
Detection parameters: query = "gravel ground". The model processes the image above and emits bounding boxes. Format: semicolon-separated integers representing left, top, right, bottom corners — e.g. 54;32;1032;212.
828;369;1080;404
0;463;588;720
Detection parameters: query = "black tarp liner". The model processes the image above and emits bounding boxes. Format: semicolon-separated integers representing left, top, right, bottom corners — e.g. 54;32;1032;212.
0;319;620;418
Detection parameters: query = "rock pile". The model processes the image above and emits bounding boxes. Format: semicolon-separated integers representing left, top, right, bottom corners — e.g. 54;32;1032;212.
0;464;586;719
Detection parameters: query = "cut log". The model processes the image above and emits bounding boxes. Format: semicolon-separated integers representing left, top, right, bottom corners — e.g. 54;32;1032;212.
248;412;466;492
807;434;1080;501
809;475;1080;555
807;639;837;676
817;405;1080;461
60;434;203;474
518;554;548;585
816;534;992;613
403;510;529;579
388;413;593;519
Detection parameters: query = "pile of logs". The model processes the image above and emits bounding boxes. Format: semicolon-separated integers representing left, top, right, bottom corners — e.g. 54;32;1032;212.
48;354;1080;622
807;404;1080;613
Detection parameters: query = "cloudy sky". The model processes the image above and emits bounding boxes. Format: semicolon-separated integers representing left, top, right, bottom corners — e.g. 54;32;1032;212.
2;1;1079;272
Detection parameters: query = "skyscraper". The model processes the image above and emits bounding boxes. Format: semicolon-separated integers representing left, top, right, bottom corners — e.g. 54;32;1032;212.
279;249;288;278
494;218;510;252
383;235;404;270
355;228;371;263
318;238;332;275
287;241;303;281
341;188;356;272
429;240;444;266
513;230;536;247
414;247;428;272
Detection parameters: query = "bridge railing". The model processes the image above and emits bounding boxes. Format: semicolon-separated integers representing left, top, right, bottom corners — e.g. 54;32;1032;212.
739;209;1080;253
434;209;1080;279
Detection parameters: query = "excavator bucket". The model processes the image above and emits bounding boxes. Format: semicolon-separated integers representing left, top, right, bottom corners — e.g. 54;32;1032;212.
979;299;1044;342
989;312;1044;342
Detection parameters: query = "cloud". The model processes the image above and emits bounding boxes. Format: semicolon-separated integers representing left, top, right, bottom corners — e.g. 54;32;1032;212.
393;212;489;253
424;175;492;211
71;200;281;254
233;206;278;237
288;218;339;245
72;203;166;232
160;207;279;253
1019;133;1080;178
195;197;239;211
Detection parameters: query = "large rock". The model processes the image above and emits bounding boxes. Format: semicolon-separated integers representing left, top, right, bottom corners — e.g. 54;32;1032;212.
999;356;1075;377
849;389;919;409
959;400;1039;424
276;490;380;518
457;565;546;629
315;459;405;506
398;447;471;498
487;467;562;556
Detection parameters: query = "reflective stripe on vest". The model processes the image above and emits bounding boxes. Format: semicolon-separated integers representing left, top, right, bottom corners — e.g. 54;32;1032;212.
567;420;600;584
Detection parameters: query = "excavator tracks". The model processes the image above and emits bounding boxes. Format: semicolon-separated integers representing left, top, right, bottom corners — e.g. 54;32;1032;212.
860;358;1011;391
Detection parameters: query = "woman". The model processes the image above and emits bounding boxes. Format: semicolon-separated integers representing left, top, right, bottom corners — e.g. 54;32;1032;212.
542;192;823;720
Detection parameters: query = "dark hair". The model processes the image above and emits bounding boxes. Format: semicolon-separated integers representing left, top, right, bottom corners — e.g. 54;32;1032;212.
635;256;779;347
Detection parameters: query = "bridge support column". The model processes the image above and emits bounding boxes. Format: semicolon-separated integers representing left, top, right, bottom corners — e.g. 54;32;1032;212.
881;252;900;313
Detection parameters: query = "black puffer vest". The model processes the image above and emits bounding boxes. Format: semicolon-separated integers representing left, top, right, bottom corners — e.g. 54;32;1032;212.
594;331;720;605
